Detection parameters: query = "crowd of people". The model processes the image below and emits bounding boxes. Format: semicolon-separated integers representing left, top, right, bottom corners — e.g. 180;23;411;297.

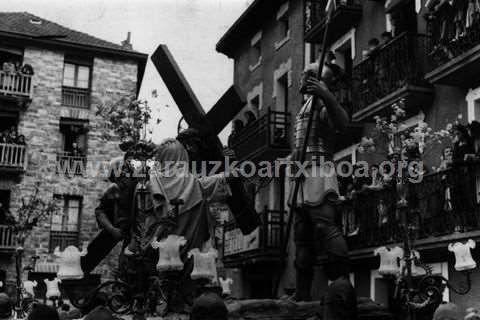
0;59;34;94
1;60;34;77
433;302;480;320
0;127;26;145
0;292;120;320
361;31;394;61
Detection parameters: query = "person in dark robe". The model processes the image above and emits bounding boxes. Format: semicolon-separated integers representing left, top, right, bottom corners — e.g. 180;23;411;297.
80;156;137;275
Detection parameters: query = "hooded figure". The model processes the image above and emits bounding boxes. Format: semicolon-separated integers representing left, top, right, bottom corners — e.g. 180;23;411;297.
125;138;230;256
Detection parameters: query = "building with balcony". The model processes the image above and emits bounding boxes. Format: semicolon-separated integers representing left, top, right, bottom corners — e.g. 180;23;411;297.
216;0;306;299
0;12;147;288
219;0;480;312
302;0;480;312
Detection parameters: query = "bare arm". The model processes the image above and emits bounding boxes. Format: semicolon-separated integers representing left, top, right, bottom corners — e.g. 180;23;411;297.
306;77;349;131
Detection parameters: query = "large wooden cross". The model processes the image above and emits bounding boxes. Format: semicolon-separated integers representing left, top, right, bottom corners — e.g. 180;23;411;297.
151;44;259;235
151;45;243;148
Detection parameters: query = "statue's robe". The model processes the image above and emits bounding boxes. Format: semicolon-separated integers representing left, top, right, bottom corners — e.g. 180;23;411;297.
132;172;230;257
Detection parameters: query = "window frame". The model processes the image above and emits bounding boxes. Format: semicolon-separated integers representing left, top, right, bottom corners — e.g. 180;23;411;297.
249;31;263;72
62;62;91;89
51;194;82;233
274;1;291;50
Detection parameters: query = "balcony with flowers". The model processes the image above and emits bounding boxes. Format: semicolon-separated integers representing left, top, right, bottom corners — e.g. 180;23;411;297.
424;0;480;87
352;32;433;122
339;106;480;258
304;0;362;45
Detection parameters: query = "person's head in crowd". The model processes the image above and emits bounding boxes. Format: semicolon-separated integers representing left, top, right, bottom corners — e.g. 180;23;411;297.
0;293;12;320
368;38;380;52
84;306;115;320
9;127;17;141
27;304;60;320
433;302;463;320
232;119;244;133
244;111;256;125
381;31;393;43
465;308;480;320
17;135;25;145
190;293;228;320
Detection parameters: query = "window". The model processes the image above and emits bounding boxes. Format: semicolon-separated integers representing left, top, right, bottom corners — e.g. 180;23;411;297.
249;31;262;71
466;87;480;123
275;2;290;50
250;96;260;115
275;74;289;113
57;118;88;176
247;83;263;115
62;57;92;108
59;118;88;155
50;195;82;252
63;63;90;89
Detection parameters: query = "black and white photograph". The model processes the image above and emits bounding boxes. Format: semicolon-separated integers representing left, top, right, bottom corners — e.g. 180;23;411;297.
0;0;479;319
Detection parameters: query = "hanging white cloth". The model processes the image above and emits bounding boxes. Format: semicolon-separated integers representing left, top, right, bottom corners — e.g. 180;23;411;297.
54;245;87;280
448;239;477;271
151;235;187;272
375;246;404;276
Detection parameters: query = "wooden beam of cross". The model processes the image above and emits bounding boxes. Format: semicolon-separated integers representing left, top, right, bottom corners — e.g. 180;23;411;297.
151;44;259;235
151;44;244;139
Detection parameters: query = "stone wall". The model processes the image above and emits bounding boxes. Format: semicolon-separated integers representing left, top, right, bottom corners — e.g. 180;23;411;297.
1;45;139;286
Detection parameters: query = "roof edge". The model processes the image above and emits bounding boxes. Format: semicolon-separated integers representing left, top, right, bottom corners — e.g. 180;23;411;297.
0;30;148;60
0;30;148;96
216;0;263;58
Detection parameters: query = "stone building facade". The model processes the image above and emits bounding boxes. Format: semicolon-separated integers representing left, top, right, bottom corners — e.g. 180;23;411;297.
0;12;147;293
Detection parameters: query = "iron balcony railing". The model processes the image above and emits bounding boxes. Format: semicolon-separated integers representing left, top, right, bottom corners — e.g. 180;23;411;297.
0;71;33;98
223;209;285;258
49;231;79;252
331;76;353;118
62;86;90;108
304;0;361;35
56;151;87;176
339;162;480;251
352;32;429;115
229;109;290;161
426;5;480;72
0;143;27;170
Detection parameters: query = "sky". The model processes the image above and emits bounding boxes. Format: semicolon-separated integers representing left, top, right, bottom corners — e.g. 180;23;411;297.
0;0;252;144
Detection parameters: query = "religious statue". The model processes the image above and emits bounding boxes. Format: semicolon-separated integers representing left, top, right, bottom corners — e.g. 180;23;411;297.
120;138;232;317
80;156;138;276
288;61;351;302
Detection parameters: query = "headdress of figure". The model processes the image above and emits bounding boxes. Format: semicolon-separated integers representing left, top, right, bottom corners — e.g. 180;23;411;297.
150;139;203;215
